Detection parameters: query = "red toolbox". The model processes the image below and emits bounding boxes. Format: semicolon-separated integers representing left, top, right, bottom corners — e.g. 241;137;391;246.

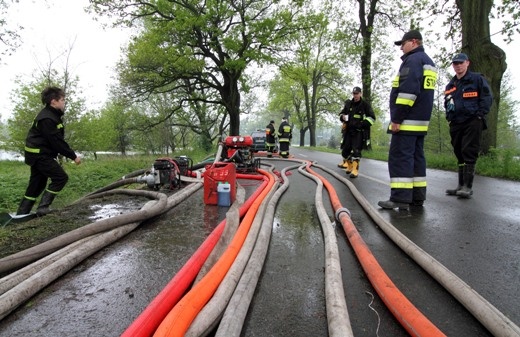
203;162;236;205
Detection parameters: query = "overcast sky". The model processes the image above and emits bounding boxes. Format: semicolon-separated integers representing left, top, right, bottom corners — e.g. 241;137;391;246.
0;0;130;122
0;0;518;123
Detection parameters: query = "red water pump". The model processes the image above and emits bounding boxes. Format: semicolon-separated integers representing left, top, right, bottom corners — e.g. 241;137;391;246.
221;135;259;172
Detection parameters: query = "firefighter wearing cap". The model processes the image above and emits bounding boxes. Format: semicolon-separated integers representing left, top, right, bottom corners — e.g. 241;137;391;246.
278;117;292;158
337;86;376;178
378;30;438;210
265;120;276;157
444;53;492;198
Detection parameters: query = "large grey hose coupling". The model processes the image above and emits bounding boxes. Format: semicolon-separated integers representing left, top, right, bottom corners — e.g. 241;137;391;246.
335;207;351;222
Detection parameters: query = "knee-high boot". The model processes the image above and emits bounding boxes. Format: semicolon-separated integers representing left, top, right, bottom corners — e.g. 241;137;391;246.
456;164;475;198
446;164;464;195
36;191;57;216
16;198;36;215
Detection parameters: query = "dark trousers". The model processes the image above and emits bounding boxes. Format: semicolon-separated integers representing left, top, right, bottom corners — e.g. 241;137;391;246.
279;140;290;157
450;117;483;165
341;130;363;160
23;156;69;199
388;134;426;203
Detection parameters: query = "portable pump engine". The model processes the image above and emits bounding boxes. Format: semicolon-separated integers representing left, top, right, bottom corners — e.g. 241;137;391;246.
222;135;259;172
146;156;193;190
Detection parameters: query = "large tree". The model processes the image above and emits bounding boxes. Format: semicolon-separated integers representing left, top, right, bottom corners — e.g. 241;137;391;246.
89;0;305;136
457;0;507;153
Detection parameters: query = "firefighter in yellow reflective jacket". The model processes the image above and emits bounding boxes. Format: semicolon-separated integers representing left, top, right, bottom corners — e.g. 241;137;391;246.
278;117;292;158
378;30;437;210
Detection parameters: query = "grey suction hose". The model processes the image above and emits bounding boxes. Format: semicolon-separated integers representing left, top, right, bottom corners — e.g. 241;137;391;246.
0;215;143;320
0;189;168;274
214;163;296;337
186;166;278;337
315;164;520;337
0;182;203;320
297;162;354;337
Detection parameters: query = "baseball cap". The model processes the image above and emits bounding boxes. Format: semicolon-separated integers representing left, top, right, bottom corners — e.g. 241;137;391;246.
352;86;362;93
394;30;422;46
452;53;469;63
270;120;275;123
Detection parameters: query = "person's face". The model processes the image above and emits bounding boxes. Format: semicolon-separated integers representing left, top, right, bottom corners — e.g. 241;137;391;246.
400;39;416;54
352;92;361;101
452;60;470;77
51;97;66;111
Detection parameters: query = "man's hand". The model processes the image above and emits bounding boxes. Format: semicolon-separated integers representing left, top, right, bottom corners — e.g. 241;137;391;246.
391;122;401;133
74;157;82;165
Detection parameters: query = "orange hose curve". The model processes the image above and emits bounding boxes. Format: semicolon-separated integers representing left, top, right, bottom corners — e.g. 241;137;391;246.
121;176;269;337
305;163;446;337
152;169;275;337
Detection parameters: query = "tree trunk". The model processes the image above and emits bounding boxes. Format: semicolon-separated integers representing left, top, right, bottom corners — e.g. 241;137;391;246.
221;71;242;136
457;0;507;153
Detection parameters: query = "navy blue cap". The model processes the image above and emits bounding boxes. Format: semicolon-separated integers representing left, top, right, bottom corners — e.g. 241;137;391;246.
452;53;469;63
394;30;422;46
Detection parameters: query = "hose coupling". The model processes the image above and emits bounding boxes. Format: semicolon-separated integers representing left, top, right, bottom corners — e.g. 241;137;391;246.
335;207;351;222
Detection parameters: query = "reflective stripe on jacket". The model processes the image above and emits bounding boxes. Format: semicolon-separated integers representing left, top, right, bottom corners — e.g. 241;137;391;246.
389;46;437;136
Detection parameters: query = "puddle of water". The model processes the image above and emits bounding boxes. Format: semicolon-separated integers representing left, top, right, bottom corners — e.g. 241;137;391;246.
88;202;143;221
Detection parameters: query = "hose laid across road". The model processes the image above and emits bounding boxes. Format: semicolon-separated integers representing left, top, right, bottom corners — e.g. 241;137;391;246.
121;175;270;337
153;169;276;337
214;162;296;337
315;164;520;337
298;160;354;337
307;163;446;337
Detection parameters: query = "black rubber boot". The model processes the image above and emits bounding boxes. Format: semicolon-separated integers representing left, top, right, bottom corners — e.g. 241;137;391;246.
16;198;36;215
446;165;464;195
36;191;57;216
456;164;475;199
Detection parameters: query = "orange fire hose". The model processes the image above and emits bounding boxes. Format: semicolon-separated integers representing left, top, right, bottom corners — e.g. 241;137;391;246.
305;163;446;337
152;169;275;337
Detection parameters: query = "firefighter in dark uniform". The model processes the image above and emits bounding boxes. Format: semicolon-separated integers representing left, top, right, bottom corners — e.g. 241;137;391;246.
444;53;492;198
378;30;437;210
278;117;292;158
265;120;276;157
16;87;81;216
337;86;376;178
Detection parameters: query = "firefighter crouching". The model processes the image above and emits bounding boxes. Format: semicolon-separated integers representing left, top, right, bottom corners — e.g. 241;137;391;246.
337;86;376;178
278;117;292;158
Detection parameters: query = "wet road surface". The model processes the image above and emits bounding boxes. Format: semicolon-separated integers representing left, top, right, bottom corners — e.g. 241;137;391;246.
0;147;518;336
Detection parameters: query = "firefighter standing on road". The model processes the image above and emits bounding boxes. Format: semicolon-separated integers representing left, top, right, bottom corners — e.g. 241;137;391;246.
337;86;376;178
444;53;492;198
378;30;437;210
265;120;276;157
278;117;292;158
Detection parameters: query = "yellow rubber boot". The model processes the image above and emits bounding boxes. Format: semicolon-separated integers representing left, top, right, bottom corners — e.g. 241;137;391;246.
350;161;359;178
337;159;349;168
344;160;353;174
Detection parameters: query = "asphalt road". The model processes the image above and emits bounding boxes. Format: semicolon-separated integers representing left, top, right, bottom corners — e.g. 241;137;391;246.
0;147;518;337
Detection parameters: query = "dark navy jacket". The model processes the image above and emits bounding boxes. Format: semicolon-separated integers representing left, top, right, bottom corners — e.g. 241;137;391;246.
444;71;493;129
389;46;437;135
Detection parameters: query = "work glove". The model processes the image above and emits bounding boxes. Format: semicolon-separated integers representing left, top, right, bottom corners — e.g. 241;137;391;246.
445;95;455;112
